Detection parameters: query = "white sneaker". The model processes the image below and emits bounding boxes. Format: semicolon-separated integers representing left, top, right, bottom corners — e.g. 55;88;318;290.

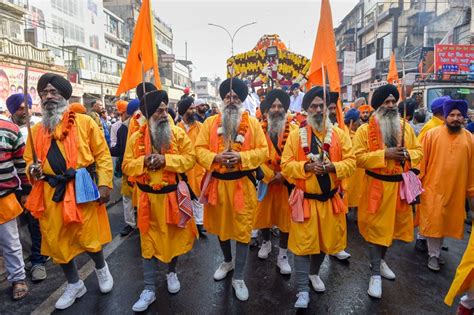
231;279;249;301
95;262;113;293
332;250;351;260
258;240;272;259
367;275;382;298
132;289;156;312
308;274;326;292
166;272;180;294
55;280;87;310
277;254;292;274
294;291;310;308
213;261;234;281
380;260;396;280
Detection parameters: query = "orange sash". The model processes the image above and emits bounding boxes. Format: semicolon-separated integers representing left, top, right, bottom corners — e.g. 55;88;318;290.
26;110;82;224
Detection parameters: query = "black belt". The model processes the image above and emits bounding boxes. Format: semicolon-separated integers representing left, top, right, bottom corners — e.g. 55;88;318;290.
212;169;259;187
43;168;76;202
303;188;338;202
366;169;420;183
137;183;177;194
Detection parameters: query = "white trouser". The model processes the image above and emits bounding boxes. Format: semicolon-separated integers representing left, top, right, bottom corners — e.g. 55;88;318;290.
0;218;26;283
192;200;203;225
123;195;136;227
426;237;444;258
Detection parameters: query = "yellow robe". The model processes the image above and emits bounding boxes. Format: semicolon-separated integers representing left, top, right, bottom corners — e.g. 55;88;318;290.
418;116;444;142
445;231;474;306
194;115;269;243
24;114;113;264
254;123;298;233
122;125;196;263
352;121;423;247
418;126;474;239
281;127;356;255
346;129;364;207
177;121;206;196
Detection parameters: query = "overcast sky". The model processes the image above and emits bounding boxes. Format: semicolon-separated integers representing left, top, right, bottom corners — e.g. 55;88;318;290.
153;0;358;80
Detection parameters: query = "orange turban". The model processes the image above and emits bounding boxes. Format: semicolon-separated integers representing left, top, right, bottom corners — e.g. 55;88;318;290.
116;100;128;114
359;105;374;113
69;103;87;114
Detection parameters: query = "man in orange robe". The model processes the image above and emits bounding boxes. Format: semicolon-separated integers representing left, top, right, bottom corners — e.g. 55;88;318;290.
352;84;423;299
253;89;297;274
25;73;113;310
418;100;474;272
195;78;269;302
177;96;206;236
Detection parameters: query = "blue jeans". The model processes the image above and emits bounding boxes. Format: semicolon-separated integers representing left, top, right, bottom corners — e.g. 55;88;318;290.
24;212;47;265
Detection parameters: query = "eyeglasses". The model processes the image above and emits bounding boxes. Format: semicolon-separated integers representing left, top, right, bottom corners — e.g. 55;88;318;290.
39;89;59;98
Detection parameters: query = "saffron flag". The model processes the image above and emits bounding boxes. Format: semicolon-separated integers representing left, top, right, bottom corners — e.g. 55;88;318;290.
306;0;343;127
387;51;399;84
116;0;161;96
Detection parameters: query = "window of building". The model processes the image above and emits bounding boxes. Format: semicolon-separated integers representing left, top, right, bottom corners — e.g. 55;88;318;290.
51;0;83;19
52;15;85;43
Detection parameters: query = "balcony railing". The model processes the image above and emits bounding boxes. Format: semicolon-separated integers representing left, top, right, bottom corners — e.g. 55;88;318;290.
0;37;53;64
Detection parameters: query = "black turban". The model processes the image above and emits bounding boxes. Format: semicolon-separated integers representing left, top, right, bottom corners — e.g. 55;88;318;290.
260;89;290;113
139;90;169;119
329;92;339;105
219;78;248;102
37;73;72;100
302;86;329;111
371;84;399;110
136;82;157;100
178;96;194;116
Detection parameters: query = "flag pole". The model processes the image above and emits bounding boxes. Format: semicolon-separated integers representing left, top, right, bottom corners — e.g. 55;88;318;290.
138;52;154;152
23;63;38;164
321;63;327;162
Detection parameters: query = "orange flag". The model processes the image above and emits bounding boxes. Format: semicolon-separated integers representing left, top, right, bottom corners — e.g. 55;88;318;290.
116;0;161;96
387;51;399;85
306;0;343;127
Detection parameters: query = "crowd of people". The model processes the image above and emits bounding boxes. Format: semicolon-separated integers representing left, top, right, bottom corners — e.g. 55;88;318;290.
0;72;473;313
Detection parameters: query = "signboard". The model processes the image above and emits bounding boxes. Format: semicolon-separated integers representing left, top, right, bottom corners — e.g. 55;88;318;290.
0;63;65;113
161;54;176;63
434;44;474;75
343;51;356;76
355;53;376;75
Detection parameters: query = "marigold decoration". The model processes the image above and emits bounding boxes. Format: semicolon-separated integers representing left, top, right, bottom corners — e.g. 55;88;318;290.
51;110;76;141
215;111;250;173
299;119;332;162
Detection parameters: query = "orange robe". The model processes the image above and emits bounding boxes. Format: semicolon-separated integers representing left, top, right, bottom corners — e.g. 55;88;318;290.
253;122;298;233
177;121;205;196
24;114;113;264
346;129;364;207
194;114;269;243
352;120;423;247
417;126;474;239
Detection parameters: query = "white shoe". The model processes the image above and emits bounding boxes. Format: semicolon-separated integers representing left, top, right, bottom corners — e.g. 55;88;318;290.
277;254;292;274
332;250;351;260
258;240;272;259
213;261;234;281
232;279;249;301
368;275;382;298
132;289;156;312
55;280;87;310
294;291;310;308
308;274;326;292
380;260;396;280
166;272;180;294
95;262;113;293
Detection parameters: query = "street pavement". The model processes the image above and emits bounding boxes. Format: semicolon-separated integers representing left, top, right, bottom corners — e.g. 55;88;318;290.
0;194;469;314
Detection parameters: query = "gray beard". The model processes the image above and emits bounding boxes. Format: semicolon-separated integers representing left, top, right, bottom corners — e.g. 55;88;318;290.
150;118;172;153
42;98;68;132
375;107;401;148
222;104;243;146
267;112;286;141
308;112;331;133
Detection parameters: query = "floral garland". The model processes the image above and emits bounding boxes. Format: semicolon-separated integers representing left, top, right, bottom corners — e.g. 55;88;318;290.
215;111;250;172
261;115;292;167
51;110;76;141
133;123;175;190
299;119;333;162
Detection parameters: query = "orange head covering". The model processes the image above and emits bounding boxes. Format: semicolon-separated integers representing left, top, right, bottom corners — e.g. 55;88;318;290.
69;102;87;114
116;100;128;114
359;105;374;113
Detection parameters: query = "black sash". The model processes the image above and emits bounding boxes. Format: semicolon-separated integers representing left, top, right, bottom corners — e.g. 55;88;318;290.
44;140;76;202
270;134;282;157
304;188;338;202
365;169;421;183
212;169;261;187
311;132;331;194
137;183;177;194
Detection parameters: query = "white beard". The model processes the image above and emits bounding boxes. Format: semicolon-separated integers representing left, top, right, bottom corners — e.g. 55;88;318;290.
221;103;244;146
308;111;332;133
150;118;172;153
42;98;68;132
267;112;286;140
375;107;401;148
